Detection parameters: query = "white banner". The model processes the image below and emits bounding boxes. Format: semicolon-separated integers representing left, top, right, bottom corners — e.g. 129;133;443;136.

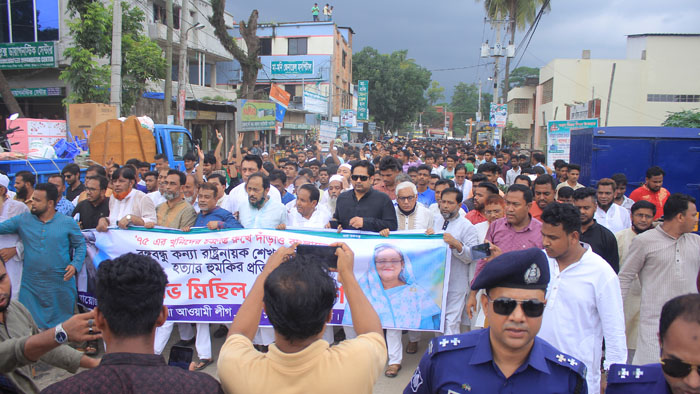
78;228;450;331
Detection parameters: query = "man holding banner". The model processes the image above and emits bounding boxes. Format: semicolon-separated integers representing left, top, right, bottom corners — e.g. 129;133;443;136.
217;243;387;393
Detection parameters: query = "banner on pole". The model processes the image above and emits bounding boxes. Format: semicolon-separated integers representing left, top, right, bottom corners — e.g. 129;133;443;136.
546;118;599;167
78;228;450;331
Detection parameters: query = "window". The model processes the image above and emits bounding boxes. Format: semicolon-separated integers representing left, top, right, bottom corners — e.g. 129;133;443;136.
259;38;272;56
284;84;296;97
288;38;307;55
1;0;59;42
647;94;700;103
342;50;347;69
541;78;553;104
170;131;194;161
153;2;180;29
510;99;530;114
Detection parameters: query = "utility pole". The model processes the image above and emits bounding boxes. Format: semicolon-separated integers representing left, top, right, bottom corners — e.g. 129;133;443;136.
164;0;173;123
110;0;122;115
177;0;190;126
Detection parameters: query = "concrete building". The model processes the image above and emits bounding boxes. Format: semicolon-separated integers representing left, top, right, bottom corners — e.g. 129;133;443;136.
506;34;700;149
219;21;354;143
0;0;238;151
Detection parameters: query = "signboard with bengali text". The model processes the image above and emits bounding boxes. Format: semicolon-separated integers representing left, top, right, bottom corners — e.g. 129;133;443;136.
0;41;56;70
546;118;599;167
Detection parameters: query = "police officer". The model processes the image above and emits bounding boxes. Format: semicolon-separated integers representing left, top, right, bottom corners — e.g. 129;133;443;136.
606;293;700;394
404;248;587;394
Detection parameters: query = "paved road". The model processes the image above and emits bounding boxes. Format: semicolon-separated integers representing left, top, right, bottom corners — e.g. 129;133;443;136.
35;327;431;393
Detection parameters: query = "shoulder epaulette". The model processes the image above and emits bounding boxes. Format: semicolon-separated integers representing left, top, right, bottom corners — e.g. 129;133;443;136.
607;363;663;384
544;348;587;378
428;332;479;358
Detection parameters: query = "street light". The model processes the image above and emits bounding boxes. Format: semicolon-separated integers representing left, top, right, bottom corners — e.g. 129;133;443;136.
177;22;204;126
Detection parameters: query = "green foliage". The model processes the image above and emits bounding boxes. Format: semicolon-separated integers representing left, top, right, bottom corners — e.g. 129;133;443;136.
426;81;445;106
421;106;446;129
662;110;700;128
481;0;549;30
502;121;528;146
503;66;539;91
353;47;432;132
450;82;493;137
60;0;166;115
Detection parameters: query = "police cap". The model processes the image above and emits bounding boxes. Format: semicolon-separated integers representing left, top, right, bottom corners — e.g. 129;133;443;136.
470;248;549;291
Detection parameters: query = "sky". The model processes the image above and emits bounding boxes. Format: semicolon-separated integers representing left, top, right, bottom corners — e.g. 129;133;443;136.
224;0;700;99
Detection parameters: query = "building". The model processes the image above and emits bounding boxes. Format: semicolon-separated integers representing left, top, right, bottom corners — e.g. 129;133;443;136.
506;34;700;149
219;21;354;143
0;0;239;151
506;77;538;148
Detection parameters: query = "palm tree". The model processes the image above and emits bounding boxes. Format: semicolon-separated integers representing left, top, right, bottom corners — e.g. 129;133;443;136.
480;0;549;98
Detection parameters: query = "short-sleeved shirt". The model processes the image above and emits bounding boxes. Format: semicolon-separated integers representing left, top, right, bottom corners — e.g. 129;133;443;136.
72;198;110;229
218;332;386;394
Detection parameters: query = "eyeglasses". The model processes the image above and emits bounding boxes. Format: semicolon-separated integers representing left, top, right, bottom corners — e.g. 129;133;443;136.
660;358;700;378
351;175;369;181
85;187;100;192
375;259;402;266
397;196;415;202
486;294;545;318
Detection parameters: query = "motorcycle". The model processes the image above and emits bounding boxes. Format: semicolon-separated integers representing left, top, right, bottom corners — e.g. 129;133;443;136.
1;113;21;152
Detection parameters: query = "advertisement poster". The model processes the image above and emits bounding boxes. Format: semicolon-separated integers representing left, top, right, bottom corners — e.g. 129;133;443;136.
340;109;357;128
489;103;507;128
6;118;67;154
79;229;450;331
357;80;369;121
546;119;599;167
237;100;276;131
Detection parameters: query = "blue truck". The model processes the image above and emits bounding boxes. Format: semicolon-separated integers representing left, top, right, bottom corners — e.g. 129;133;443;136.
569;126;700;206
0;124;195;190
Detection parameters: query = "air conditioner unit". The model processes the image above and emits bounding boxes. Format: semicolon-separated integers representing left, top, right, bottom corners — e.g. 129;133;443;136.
292;96;303;103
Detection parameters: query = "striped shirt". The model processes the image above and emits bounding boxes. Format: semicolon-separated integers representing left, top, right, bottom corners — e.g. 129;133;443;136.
619;225;700;364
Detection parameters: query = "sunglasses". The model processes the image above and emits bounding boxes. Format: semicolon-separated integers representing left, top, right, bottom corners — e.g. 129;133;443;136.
486;295;545;318
661;358;700;378
351;175;369;181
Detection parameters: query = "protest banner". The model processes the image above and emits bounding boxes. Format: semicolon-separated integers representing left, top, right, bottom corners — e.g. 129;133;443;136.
78;228;450;332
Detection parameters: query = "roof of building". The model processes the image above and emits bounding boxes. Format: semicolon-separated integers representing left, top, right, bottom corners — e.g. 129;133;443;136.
627;33;700;37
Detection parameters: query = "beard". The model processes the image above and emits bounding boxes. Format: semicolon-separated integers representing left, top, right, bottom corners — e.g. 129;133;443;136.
163;191;179;201
632;224;651;234
327;196;338;213
581;215;593;226
184;195;194;204
0;291;11;313
30;205;47;217
249;197;265;209
15;186;28;200
441;209;457;220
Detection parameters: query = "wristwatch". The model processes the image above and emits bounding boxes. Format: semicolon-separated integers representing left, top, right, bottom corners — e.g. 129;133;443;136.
54;323;68;344
126;214;132;224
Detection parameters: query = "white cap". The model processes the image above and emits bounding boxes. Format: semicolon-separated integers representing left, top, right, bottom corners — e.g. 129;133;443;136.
262;152;269;156
0;173;9;189
329;175;344;184
340;163;352;170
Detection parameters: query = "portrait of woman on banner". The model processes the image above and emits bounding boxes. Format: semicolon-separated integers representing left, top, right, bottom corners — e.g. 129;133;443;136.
342;244;441;330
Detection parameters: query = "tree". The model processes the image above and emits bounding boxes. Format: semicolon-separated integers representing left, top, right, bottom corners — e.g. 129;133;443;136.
662;109;700;128
480;0;549;99
502;121;527;146
210;6;261;99
503;66;539;91
352;47;431;132
450;82;492;137
426;81;445;106
59;0;166;115
0;70;24;117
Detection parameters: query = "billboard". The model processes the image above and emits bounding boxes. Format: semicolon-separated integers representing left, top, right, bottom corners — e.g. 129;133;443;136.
237;100;276;131
340;109;357;127
489;103;507;128
357;80;369;121
303;87;328;115
271;60;314;75
546;119;599;167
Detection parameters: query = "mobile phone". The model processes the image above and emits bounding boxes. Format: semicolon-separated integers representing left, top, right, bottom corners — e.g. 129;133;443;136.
168;345;193;370
296;245;339;269
328;219;339;229
470;243;491;260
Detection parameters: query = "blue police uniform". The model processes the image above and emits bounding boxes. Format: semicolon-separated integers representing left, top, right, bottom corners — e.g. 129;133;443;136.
403;248;588;394
605;364;671;393
404;329;587;394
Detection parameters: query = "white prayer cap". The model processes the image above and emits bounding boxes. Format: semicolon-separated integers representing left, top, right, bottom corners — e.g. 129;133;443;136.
0;173;9;189
329;175;344;184
340;163;352;170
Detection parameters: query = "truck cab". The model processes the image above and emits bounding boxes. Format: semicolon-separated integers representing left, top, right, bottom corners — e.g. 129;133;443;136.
152;124;195;172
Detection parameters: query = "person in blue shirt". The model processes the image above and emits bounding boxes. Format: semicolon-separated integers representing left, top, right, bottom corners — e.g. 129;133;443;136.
183;183;242;231
606;293;700;394
404;248;587;394
47;174;75;216
415;165;436;207
269;169;296;205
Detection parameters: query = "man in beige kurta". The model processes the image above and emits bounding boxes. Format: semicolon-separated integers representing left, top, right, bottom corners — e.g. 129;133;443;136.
619;195;700;365
148;171;196;231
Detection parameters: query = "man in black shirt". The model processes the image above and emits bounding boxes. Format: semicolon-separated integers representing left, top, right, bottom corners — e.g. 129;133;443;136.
43;253;223;394
332;160;397;232
62;163;85;202
573;187;620;272
72;176;110;230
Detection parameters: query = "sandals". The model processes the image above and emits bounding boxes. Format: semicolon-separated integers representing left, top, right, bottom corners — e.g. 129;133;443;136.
384;364;402;378
189;358;214;371
406;341;418;354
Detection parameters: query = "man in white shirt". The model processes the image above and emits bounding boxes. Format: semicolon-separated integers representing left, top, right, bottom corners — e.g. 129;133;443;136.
238;173;286;230
611;173;635;211
97;167;156;231
505;157;521;186
538;202;627;394
454;165;473;204
429;179;466;218
427;187;479;336
377;181;433;377
147;169;168;207
278;184;331;229
224;155;281;215
319;175;343;214
594;178;631;234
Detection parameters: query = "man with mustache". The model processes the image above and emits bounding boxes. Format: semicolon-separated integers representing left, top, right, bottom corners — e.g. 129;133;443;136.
145;170;196;231
238;172;286;229
630;166;669;220
13;171;34;208
319;174;343;214
405;248;587;394
97;167;156;232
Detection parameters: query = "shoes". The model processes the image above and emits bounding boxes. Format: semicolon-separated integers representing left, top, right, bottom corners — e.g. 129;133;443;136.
406;341;418;354
384;364;402;378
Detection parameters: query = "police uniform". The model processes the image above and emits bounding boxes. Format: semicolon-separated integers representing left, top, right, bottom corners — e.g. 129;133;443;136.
605;364;671;394
403;248;588;394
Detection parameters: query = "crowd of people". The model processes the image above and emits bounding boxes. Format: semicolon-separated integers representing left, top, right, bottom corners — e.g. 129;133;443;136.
0;134;698;393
